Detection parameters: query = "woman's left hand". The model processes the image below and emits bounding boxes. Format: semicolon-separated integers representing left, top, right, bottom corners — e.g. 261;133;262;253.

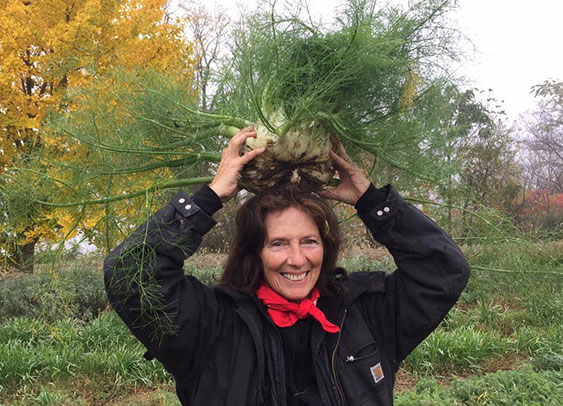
209;126;266;202
318;145;370;206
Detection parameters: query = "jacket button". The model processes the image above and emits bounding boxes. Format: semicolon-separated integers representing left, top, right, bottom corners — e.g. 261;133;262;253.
377;210;383;216
185;204;192;210
383;207;390;213
179;198;186;204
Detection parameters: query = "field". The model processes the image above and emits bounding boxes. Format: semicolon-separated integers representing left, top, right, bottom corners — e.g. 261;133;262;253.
1;240;562;405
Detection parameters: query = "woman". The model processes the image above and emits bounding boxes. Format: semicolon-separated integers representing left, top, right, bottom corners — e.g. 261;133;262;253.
104;127;470;405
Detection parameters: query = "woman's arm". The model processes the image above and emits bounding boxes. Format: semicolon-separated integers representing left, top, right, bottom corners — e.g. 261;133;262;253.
321;146;470;366
104;127;266;378
356;185;470;365
103;186;224;377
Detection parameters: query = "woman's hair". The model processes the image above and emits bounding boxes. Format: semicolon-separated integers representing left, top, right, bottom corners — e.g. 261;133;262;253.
220;187;343;296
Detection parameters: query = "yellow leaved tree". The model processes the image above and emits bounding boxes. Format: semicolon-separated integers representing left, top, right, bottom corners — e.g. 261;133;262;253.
0;0;196;271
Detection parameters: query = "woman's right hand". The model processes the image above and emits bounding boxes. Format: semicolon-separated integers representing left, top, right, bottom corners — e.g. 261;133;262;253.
318;144;371;206
209;126;266;202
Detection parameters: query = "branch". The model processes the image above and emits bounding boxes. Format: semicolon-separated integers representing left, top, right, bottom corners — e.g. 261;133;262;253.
472;265;562;276
31;177;215;207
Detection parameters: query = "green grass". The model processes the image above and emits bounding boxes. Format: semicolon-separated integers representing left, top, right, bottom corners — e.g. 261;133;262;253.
0;312;172;405
337;256;395;273
0;240;562;405
184;263;222;285
395;367;563;405
404;325;510;375
0;260;106;322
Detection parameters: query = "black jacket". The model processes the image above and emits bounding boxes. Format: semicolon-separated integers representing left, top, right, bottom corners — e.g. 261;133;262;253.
104;185;470;406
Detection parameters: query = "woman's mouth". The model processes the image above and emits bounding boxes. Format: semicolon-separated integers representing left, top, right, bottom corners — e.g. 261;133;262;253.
280;271;310;281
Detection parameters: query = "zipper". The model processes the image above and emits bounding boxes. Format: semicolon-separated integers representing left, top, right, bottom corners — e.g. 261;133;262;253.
331;308;348;406
345;341;378;363
345;353;375;363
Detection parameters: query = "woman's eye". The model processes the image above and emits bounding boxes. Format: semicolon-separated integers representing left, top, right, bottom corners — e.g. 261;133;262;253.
303;239;319;245
271;241;284;247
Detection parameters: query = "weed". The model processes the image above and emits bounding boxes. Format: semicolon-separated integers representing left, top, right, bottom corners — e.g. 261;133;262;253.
1;239;562;404
395;367;563;405
514;325;563;357
24;387;84;406
404;325;509;374
0;265;106;322
0;312;172;403
184;264;221;285
338;256;395;273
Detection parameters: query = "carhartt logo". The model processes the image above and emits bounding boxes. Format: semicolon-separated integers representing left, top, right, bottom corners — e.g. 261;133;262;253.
370;362;384;383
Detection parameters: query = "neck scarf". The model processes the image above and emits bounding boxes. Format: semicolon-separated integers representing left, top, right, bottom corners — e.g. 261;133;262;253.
255;283;340;333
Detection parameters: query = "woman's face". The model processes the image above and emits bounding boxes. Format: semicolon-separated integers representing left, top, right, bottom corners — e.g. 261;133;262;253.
260;207;324;301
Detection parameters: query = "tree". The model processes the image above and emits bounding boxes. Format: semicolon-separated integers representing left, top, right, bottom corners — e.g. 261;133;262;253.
7;0;466;263
0;0;195;271
458;121;521;211
520;80;563;194
401;84;488;227
514;80;563;236
396;83;521;237
180;1;231;110
519;189;563;235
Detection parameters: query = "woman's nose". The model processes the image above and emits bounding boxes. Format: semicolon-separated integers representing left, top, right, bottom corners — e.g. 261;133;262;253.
287;244;307;267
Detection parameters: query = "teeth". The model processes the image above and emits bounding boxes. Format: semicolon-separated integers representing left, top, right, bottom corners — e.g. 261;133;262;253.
281;272;308;281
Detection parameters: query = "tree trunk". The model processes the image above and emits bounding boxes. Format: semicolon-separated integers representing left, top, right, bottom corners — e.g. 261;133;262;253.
14;240;37;273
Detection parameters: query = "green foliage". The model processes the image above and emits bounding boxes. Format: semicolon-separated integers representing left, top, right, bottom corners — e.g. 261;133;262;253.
337;256;395;273
184;263;222;285
17;0;463;231
399;84;523;239
28;391;78;406
0;312;171;399
0;241;562;404
532;351;563;371
0;260;106;321
216;0;460;170
461;240;563;308
404;326;509;374
401;238;563;378
395;368;563;405
514;325;563;359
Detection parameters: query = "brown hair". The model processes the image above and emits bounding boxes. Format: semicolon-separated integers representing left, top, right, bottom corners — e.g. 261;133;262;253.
220;187;343;296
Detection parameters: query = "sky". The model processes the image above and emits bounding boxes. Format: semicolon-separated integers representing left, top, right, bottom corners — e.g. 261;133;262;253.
175;0;563;125
453;0;563;125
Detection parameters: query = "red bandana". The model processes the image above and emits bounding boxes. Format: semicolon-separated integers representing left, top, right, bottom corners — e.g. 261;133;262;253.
255;283;340;333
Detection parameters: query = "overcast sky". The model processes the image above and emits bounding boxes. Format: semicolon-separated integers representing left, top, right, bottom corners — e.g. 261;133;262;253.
177;0;563;124
454;0;563;124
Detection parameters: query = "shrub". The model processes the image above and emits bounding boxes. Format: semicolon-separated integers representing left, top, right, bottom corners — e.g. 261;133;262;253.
0;312;171;395
0;261;107;322
184;263;222;285
404;325;509;374
395;368;563;405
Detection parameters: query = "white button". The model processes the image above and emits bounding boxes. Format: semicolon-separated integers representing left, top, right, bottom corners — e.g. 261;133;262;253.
383;207;390;213
179;198;185;204
185;204;192;210
377;210;383;216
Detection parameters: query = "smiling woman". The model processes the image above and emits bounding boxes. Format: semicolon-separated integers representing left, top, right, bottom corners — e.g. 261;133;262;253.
259;207;324;301
104;127;470;405
220;187;342;301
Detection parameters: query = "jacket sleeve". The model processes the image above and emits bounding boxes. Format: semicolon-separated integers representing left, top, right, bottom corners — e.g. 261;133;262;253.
103;186;227;378
356;184;470;365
